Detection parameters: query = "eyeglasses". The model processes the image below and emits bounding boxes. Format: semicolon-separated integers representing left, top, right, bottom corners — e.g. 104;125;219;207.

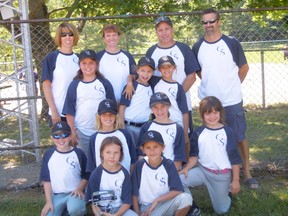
201;19;218;25
61;32;74;37
52;132;70;139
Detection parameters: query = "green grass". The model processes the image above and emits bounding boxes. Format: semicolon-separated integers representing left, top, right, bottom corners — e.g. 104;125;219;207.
246;107;288;170
0;106;288;215
245;50;284;64
0;171;287;216
192;171;288;216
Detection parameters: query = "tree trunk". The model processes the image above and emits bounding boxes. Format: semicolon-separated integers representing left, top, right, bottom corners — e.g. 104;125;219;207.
28;0;57;119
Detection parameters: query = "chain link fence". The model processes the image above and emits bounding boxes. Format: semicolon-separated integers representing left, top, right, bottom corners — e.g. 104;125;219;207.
0;8;288;189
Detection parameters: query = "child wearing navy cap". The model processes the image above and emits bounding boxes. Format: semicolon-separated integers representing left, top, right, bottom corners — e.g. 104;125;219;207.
137;92;186;171
86;99;137;174
132;130;192;216
40;121;90;216
62;49;116;157
119;56;155;146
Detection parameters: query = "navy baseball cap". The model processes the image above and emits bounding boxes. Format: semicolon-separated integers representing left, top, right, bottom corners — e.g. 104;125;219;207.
51;121;71;134
149;92;171;108
138;56;155;70
141;130;164;146
158;55;176;68
78;49;97;61
98;99;117;115
155;16;173;28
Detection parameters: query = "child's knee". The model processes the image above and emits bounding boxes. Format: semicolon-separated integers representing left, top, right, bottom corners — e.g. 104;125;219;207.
176;192;193;209
67;200;86;216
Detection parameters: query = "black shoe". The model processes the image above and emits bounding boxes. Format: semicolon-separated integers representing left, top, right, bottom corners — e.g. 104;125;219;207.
187;206;201;216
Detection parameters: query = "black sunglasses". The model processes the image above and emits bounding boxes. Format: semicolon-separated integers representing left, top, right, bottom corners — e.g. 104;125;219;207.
52;132;70;139
61;32;74;37
202;19;218;25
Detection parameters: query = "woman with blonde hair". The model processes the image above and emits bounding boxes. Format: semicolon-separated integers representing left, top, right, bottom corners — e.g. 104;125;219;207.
42;22;80;126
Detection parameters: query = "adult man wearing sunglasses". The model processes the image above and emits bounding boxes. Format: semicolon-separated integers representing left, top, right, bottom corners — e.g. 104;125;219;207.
191;8;258;190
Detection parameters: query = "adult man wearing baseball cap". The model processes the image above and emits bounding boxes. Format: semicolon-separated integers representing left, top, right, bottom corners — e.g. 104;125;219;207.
146;16;200;134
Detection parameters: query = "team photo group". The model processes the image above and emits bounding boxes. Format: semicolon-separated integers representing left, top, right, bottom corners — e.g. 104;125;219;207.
40;8;258;216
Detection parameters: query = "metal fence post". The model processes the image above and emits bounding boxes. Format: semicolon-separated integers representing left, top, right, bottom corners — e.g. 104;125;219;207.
261;50;266;108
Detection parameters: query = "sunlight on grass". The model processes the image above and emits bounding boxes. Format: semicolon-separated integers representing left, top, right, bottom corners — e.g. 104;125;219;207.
250;147;271;153
12;178;27;184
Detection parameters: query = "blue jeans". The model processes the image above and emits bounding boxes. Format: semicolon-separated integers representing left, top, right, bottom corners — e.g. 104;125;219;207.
47;193;86;216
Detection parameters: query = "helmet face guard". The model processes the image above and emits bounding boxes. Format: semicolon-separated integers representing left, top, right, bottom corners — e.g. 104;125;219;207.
92;190;117;214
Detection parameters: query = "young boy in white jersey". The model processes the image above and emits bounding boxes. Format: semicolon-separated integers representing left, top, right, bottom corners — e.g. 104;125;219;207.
119;56;155;146
132;130;192;216
40;121;89;216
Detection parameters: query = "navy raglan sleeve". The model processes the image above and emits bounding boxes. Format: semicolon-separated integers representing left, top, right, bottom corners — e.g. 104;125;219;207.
103;78;116;102
62;80;79;116
176;84;189;114
86;133;97;173
119;81;138;106
85;167;102;203
75;148;90;180
191;38;204;71
41;50;59;82
225;126;242;165
131;159;144;196
39;147;56;182
119;129;137;164
164;158;184;192
174;124;186;162
121;168;133;204
189;126;205;157
146;45;157;58
124;51;136;75
177;42;200;75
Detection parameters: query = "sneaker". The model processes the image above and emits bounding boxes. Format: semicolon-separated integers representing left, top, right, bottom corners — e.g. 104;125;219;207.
187;206;201;216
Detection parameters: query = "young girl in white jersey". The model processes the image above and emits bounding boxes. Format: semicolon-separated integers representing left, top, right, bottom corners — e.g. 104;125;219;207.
62;49;115;157
86;99;136;174
179;96;242;214
86;136;137;216
138;92;186;171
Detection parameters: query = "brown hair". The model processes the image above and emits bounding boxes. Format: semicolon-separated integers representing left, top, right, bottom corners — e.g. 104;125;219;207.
202;8;221;20
54;22;80;47
199;96;225;124
100;136;124;162
102;24;121;37
74;60;104;80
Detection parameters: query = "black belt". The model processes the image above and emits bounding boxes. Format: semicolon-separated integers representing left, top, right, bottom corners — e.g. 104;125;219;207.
125;120;145;127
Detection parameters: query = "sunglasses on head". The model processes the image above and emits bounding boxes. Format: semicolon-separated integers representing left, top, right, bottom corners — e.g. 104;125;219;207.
202;19;218;25
61;32;74;37
52;132;70;139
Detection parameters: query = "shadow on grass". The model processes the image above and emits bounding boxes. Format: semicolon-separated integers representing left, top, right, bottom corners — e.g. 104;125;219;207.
246;107;288;171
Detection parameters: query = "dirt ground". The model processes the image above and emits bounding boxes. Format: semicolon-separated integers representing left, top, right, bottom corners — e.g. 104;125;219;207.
0;161;41;189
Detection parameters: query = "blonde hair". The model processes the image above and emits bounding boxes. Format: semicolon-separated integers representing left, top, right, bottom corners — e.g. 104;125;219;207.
54;22;80;47
96;113;120;130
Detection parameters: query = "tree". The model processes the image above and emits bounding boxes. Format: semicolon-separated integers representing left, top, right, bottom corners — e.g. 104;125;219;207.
0;0;287;118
